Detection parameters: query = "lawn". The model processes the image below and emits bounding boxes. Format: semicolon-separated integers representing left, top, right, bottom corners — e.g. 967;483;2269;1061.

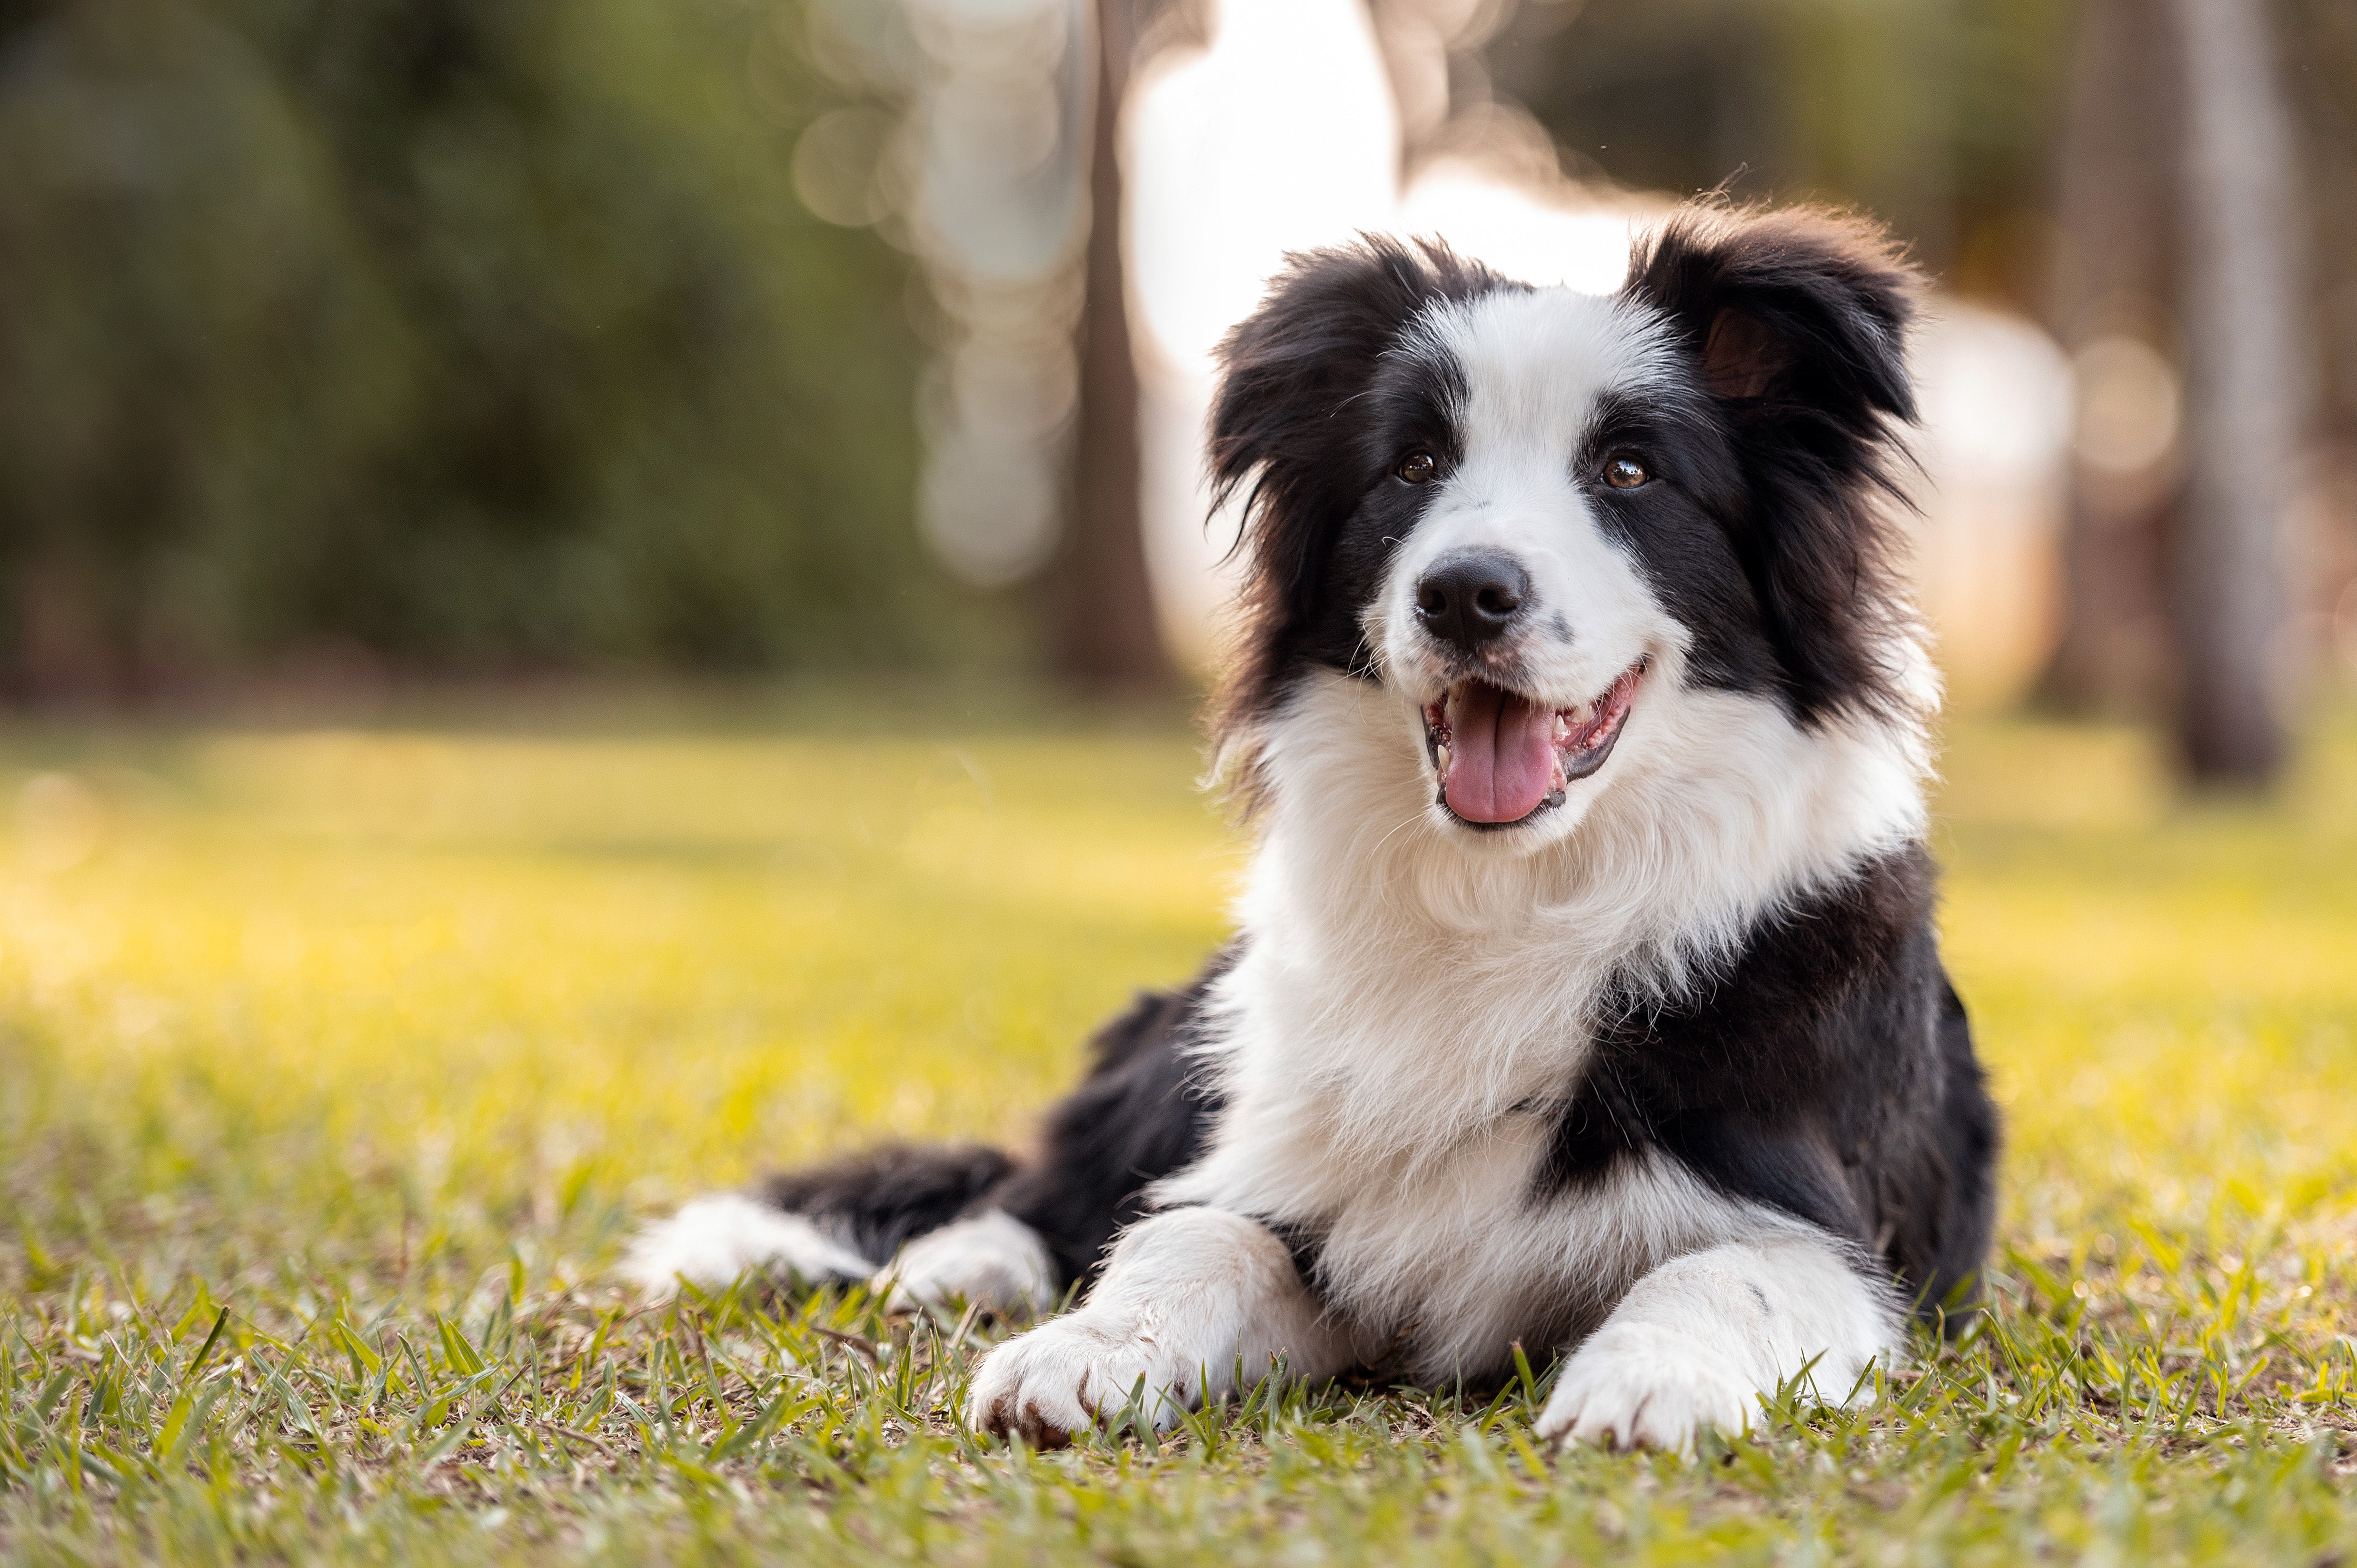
3;694;2356;1564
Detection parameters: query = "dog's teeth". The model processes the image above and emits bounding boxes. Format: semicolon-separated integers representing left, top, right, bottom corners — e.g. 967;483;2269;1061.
1570;702;1593;726
1435;743;1452;779
1549;758;1567;792
1552;713;1570;743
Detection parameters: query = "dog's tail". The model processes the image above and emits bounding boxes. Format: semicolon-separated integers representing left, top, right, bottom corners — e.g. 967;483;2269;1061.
621;1142;1014;1298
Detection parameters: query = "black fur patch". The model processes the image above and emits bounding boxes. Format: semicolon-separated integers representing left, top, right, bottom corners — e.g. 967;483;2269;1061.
991;954;1233;1286
1536;845;1999;1322
1204;237;1512;806
1573;383;1790;703
755;1144;1014;1267
1615;204;1922;727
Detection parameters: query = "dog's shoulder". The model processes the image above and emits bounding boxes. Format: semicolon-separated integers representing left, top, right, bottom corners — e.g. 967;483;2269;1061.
1534;841;1991;1310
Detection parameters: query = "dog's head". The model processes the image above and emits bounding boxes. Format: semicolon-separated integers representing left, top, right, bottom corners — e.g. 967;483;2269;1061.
1206;203;1924;852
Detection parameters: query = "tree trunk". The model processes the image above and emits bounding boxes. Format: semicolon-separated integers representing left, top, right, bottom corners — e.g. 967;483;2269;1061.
2039;0;2176;716
1052;0;1173;692
2166;0;2309;784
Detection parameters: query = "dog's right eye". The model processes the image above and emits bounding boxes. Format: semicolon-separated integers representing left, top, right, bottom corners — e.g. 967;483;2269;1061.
1395;451;1437;485
1603;456;1652;490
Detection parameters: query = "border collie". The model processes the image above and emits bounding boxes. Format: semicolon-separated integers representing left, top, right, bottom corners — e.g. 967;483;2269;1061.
625;202;1998;1454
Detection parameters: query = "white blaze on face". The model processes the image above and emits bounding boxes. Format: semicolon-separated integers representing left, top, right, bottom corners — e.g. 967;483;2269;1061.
1375;288;1691;732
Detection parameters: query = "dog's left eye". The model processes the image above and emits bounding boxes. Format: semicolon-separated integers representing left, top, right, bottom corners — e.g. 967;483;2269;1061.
1395;451;1437;485
1603;456;1651;490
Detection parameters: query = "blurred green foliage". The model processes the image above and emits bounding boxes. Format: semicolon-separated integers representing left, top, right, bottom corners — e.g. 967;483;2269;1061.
1491;0;2078;305
0;0;952;696
1493;0;2357;341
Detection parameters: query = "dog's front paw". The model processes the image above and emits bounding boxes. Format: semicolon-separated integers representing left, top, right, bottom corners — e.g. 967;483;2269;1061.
1535;1322;1758;1455
965;1313;1187;1448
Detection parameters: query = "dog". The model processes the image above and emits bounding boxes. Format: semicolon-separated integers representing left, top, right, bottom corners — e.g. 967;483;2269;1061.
624;201;1999;1454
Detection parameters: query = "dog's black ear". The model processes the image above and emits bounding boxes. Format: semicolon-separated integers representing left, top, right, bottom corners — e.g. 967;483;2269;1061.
1210;236;1496;619
1206;237;1500;788
1621;204;1923;724
1626;204;1917;424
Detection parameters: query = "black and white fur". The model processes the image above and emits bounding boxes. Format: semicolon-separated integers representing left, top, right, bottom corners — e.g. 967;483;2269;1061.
624;203;1999;1454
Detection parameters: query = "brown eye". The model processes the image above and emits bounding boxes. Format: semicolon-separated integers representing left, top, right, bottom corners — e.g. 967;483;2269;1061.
1396;451;1437;485
1603;456;1651;490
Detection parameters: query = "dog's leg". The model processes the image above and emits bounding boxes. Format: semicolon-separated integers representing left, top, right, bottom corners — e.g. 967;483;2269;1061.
966;1207;1362;1446
1536;1229;1900;1454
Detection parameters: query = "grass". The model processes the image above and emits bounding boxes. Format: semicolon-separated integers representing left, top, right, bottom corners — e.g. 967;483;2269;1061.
2;697;2357;1564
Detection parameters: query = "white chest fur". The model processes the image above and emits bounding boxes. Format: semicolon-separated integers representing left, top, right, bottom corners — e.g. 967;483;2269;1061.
1161;669;1929;1371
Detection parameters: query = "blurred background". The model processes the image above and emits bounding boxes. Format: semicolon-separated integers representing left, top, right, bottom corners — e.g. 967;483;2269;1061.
5;12;2357;1518
0;0;2351;784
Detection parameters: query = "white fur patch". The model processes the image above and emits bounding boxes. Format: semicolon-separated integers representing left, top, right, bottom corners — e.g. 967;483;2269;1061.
1154;657;1924;1387
1380;288;1691;760
621;1193;872;1297
876;1210;1057;1317
967;1208;1375;1444
1537;1232;1901;1453
1169;665;1925;1185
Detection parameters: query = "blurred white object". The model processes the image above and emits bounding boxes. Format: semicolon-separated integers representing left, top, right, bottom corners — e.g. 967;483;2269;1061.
1911;305;2076;709
2070;335;2181;476
1127;0;1399;654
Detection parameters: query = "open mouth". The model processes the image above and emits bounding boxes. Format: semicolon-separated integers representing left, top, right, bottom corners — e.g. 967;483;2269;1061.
1421;659;1646;828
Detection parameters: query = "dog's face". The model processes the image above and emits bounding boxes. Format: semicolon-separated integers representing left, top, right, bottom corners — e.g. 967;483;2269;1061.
1208;206;1920;853
1362;291;1711;843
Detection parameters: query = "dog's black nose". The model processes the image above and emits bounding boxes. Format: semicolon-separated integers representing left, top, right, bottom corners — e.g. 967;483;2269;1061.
1415;551;1530;652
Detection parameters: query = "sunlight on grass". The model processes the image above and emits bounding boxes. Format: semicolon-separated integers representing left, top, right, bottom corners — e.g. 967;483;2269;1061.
2;704;2356;1563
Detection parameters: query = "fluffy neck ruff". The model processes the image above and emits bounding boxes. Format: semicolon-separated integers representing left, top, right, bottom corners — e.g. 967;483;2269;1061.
1197;659;1933;1162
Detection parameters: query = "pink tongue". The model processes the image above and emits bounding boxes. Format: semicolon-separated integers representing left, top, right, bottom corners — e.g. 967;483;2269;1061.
1444;683;1557;823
